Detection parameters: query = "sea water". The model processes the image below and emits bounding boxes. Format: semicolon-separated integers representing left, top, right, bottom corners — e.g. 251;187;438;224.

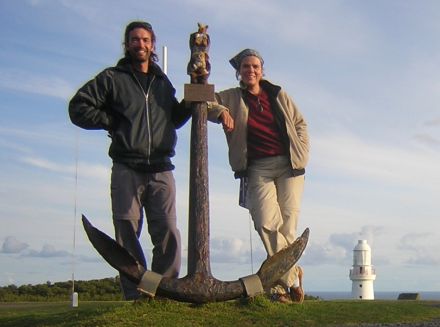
308;291;440;300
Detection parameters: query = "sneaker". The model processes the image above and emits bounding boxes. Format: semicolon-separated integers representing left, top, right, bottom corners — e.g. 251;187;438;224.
289;266;304;304
271;293;292;304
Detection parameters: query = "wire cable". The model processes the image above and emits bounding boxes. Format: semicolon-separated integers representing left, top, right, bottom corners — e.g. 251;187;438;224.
71;129;79;302
249;213;254;274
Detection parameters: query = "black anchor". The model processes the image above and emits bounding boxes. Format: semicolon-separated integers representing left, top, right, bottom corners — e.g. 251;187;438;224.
82;100;309;303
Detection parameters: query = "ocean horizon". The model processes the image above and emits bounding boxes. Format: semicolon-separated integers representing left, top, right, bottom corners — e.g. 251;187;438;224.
308;291;440;301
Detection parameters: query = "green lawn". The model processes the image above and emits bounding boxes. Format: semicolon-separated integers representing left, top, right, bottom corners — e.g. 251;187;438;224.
1;298;440;327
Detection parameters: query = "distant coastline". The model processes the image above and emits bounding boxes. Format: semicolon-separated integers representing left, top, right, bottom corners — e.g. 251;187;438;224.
308;291;440;300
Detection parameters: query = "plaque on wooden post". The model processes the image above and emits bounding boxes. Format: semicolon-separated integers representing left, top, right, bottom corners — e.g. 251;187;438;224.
184;84;215;102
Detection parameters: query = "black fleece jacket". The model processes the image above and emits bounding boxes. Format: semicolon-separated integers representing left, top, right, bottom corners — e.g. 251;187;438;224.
69;58;191;171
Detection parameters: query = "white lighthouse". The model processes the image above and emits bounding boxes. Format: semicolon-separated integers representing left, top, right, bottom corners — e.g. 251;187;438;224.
349;240;376;300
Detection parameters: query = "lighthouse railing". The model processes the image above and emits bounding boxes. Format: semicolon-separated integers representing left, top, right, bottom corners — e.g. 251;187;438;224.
349;266;376;278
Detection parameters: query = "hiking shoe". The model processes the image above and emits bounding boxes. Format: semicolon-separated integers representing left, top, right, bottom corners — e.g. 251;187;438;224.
271;293;292;304
289;266;304;303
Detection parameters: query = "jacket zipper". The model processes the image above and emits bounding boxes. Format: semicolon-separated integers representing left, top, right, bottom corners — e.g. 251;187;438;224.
133;73;155;165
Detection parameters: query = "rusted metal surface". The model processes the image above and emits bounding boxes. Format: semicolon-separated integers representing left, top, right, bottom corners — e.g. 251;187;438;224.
256;228;309;292
82;215;309;303
187;102;210;278
81;216;145;282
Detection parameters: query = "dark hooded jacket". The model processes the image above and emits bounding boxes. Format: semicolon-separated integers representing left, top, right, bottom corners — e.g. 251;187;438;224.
69;58;191;171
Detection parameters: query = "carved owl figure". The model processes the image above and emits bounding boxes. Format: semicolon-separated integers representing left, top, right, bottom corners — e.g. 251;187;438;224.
187;23;211;84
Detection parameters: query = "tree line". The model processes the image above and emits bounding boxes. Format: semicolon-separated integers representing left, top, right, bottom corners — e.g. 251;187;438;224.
0;276;123;302
1;277;320;302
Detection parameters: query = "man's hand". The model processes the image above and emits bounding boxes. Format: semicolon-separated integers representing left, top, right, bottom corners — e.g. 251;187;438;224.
219;110;234;132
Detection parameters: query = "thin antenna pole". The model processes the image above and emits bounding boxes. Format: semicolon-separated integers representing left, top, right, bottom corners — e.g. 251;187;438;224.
249;214;254;274
71;129;79;307
162;46;168;74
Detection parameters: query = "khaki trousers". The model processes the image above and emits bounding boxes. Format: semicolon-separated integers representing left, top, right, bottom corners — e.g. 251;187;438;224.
247;156;305;290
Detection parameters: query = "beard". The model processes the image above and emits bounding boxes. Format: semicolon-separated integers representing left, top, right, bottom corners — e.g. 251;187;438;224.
128;48;151;64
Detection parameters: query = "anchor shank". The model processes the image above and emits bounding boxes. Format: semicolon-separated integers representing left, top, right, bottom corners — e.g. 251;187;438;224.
187;102;211;277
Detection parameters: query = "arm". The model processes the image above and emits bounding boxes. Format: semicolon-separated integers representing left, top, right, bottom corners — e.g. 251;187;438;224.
171;99;192;129
218;110;234;132
291;99;309;155
207;94;234;132
281;91;310;168
68;70;114;131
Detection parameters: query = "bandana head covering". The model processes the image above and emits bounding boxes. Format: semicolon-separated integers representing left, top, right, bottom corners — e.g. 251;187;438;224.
229;48;264;71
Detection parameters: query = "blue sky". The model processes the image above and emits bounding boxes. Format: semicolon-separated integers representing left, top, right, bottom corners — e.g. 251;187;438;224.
1;0;439;293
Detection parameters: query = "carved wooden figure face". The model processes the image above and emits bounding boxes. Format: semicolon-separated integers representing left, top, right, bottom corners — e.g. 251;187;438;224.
197;23;208;33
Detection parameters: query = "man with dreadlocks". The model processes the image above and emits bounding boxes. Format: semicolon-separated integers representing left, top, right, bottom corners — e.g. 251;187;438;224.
69;21;191;300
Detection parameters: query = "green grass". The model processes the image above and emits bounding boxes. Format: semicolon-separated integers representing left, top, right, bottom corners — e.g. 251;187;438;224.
1;297;440;327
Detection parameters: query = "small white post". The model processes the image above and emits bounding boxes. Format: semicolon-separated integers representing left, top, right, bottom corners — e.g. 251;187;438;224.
162;46;168;75
72;291;78;307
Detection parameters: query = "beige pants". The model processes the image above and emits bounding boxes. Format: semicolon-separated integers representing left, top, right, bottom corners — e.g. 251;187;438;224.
247;156;305;290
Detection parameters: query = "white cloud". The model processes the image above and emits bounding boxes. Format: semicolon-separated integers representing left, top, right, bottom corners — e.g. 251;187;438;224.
424;118;440;127
302;225;385;266
19;156;109;183
312;132;440;187
0;126;74;149
302;241;348;266
413;134;440;149
210;236;264;265
24;244;71;258
0;233;99;266
179;0;375;56
20;156;74;175
0;71;74;100
1;237;29;254
398;233;440;265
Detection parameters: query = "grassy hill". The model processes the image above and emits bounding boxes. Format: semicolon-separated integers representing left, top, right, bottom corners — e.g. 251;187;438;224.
1;297;440;327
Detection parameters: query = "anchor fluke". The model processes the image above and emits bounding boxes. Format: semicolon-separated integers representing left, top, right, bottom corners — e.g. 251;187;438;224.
81;215;145;284
256;228;309;292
